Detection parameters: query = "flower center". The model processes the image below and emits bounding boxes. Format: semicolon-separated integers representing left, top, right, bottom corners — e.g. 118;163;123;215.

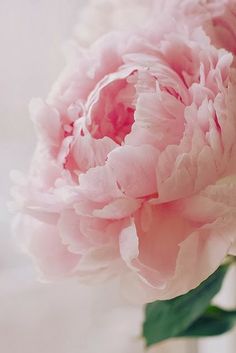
86;79;135;144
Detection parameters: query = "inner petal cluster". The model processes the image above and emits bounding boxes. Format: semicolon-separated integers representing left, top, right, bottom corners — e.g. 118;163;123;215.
87;79;135;144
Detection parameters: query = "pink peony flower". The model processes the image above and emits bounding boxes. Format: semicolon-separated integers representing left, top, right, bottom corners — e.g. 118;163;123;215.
11;2;236;302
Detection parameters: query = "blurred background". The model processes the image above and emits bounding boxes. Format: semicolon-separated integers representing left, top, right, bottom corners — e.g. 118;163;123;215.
0;1;235;352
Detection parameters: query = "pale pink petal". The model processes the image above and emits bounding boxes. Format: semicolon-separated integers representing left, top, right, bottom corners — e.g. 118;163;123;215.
121;221;233;303
58;210;91;254
80;217;128;246
108;145;159;198
121;206;236;302
93;198;141;220
77;246;125;283
70;134;118;172
79;165;123;203
29;98;62;153
13;214;80;280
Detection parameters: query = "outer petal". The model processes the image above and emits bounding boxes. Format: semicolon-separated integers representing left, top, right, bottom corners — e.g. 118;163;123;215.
121;219;233;303
121;179;236;302
29;98;62;154
76;246;126;283
13;214;80;280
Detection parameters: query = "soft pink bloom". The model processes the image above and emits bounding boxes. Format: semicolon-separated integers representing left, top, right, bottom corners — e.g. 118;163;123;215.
11;2;236;302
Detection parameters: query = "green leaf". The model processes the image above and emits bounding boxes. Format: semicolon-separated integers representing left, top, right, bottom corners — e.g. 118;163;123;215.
178;305;236;337
143;265;229;346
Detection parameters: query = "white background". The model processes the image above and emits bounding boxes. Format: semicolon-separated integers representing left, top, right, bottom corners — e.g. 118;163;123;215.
0;1;235;352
